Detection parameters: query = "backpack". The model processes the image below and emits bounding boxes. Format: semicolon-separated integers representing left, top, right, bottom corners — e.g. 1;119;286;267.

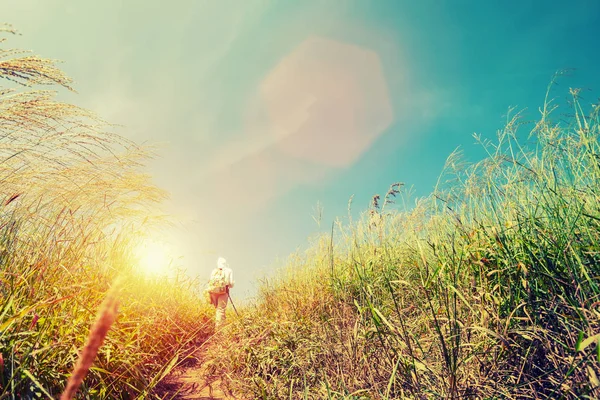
207;267;228;295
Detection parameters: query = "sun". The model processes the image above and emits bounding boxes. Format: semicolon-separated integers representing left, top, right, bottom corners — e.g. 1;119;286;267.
134;239;172;277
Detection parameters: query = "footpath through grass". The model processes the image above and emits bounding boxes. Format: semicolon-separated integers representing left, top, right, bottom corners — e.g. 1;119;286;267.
3;22;600;400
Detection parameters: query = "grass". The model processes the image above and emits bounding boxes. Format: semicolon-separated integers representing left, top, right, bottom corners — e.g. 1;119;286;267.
0;25;214;398
201;76;600;399
3;20;600;400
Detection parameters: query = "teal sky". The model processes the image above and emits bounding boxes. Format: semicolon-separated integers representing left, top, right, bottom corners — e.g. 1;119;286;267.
3;0;599;300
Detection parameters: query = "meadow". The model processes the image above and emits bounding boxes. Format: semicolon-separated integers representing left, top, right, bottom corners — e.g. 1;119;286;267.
2;22;600;400
201;79;600;399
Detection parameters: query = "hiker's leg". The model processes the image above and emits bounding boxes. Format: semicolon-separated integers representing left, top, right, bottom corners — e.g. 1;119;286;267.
215;293;228;327
210;293;219;308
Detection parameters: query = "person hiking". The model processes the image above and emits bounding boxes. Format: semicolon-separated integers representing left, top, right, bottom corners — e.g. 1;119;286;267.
207;257;235;328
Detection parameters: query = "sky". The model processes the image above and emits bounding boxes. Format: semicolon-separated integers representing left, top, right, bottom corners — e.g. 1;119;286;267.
2;0;599;301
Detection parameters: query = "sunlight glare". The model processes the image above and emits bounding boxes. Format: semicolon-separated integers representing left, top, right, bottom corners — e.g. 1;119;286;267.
135;239;172;277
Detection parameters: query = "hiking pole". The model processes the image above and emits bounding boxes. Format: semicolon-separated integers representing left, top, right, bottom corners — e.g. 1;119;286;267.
227;288;240;317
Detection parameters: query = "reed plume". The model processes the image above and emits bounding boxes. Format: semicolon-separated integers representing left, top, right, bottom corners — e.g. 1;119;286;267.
60;280;121;400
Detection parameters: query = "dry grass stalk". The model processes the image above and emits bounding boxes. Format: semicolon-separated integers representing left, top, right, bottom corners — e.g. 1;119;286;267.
60;280;121;400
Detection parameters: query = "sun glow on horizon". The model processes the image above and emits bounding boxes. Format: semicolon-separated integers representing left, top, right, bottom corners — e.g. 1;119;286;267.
134;239;173;277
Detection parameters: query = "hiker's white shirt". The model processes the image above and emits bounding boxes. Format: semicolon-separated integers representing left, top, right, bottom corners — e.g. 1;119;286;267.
214;257;234;289
213;257;234;328
211;266;234;288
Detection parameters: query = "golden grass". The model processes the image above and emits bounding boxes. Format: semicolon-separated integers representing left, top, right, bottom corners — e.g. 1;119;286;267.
1;26;213;398
4;20;600;400
201;77;600;399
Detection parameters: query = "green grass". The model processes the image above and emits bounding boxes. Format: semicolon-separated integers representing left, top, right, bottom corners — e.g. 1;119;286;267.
202;78;600;399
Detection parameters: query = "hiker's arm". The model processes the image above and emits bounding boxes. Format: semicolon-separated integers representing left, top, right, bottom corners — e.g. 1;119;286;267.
228;270;235;288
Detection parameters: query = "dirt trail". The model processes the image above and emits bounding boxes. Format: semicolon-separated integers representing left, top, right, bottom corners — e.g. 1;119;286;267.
154;346;235;400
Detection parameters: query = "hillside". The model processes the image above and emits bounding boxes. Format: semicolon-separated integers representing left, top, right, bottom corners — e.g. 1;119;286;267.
195;82;600;399
2;22;600;400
